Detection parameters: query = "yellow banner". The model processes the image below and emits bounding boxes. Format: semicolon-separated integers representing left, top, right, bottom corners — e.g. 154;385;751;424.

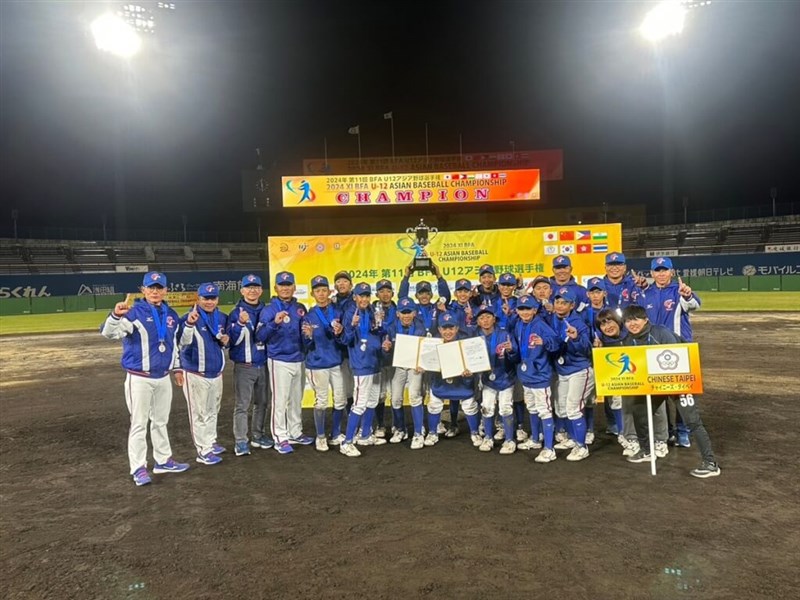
592;343;704;396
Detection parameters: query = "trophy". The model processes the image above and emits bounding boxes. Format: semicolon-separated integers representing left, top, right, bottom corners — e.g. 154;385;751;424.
406;219;438;272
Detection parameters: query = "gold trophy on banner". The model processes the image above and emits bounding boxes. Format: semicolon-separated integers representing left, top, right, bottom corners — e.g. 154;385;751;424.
406;219;438;273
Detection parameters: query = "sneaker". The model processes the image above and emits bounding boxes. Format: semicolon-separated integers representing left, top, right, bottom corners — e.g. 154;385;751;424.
606;425;619;436
566;445;590;462
677;432;691;448
626;450;654;463
153;458;189;474
534;448;557;463
555;430;569;443
515;428;529;442
234;441;251;456
554;438;576;450
654;440;669;458
211;443;227;455
356;434;387;446
315;437;329;452
251;436;274;449
585;431;595;445
390;429;408;444
622;441;640;457
329;434;345;446
289;434;314;446
478;422;485;436
479;438;494;452
470;432;482;447
423;433;439;447
445;426;460;438
517;438;542;450
339;442;361;458
499;440;517;455
690;462;721;478
410;434;424;450
617;434;630;449
668;434;677;446
196;452;222;466
132;466;151;486
275;441;294;455
374;427;387;439
436;422;447;435
493;428;505;441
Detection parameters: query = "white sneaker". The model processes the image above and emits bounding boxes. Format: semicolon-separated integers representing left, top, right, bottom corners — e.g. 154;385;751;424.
390;429;408;444
535;448;557;463
479;438;494;452
566;445;590;462
410;434;424;450
493;428;505;441
555;431;569;443
478;422;485;436
654;440;669;458
554;438;576;450
356;434;387;446
329;434;345;446
499;440;517;455
374;427;386;439
423;433;439;447
445;426;460;438
617;434;629;448
315;437;329;452
517;438;542;450
339;443;361;458
515;428;529;442
585;431;595;445
622;441;640;457
467;432;481;447
436;422;447;435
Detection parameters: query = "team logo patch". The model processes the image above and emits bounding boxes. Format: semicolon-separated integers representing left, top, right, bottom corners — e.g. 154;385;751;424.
167;316;175;328
247;275;256;283
151;273;160;281
297;308;306;317
559;287;569;295
655;350;680;371
589;278;600;287
621;289;629;300
663;299;675;311
656;258;668;266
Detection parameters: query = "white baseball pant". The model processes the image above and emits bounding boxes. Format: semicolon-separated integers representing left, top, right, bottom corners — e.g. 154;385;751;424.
268;359;303;443
182;372;222;456
124;373;174;474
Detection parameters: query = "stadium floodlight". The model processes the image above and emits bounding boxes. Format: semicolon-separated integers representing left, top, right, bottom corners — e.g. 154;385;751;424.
91;13;142;58
639;1;688;43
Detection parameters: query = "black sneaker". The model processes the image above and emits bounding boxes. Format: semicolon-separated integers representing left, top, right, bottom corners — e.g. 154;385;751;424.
626;450;654;463
690;462;721;478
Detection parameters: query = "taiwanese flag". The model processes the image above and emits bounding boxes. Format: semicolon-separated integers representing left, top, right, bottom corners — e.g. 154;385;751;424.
559;231;575;241
577;244;592;254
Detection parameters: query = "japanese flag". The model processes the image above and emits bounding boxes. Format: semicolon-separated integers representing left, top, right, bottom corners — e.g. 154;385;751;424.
543;231;557;242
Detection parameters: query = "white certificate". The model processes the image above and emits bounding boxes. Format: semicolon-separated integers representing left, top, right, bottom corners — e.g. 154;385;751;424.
437;337;491;379
418;337;443;372
391;334;443;372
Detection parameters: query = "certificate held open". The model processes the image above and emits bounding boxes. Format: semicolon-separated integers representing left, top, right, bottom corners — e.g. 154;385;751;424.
437;337;491;379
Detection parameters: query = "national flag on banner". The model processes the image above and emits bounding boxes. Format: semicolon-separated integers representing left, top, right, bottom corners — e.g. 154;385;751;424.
593;244;609;253
452;174;461;180
576;230;591;240
559;231;575;241
593;232;608;241
560;244;575;254
444;175;451;180
577;244;592;254
348;125;360;134
383;112;393;119
543;231;557;242
491;172;499;178
544;245;559;255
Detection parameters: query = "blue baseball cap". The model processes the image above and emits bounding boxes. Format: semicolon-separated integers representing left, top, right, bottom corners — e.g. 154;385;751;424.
397;298;417;313
479;264;495;276
438;311;458;327
531;276;551;288
651;257;673;270
275;271;295;285
354;282;371;296
415;281;432;294
198;282;219;298
143;271;167;287
516;295;538;309
241;274;262;287
554;287;576;303
587;277;606;292
553;255;571;268
376;279;393;291
311;275;329;288
475;304;495;318
498;272;516;286
606;252;626;265
454;278;471;291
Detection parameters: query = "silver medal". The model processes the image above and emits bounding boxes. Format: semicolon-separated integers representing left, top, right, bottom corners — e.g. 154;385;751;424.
446;378;454;384
489;373;496;381
283;315;291;324
557;356;565;365
521;364;527;372
426;332;432;338
158;342;166;353
360;342;367;351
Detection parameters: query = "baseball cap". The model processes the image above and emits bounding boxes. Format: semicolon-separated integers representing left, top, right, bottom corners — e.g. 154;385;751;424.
311;275;329;289
587;277;606;292
554;287;577;303
415;281;432;294
397;298;417;313
334;270;352;283
143;271;167;288
553;255;571;268
354;282;371;296
376;278;393;291
475;304;495;318
454;278;471;291
438;311;458;327
479;264;495;276
651;257;673;271
198;282;219;298
516;295;538;309
498;272;516;286
275;271;295;285
606;252;626;265
531;276;551;288
241;274;262;287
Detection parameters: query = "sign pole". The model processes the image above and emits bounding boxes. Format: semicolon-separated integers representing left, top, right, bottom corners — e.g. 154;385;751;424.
646;394;657;476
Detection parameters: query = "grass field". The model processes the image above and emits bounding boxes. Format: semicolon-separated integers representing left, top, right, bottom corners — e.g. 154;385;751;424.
1;293;798;336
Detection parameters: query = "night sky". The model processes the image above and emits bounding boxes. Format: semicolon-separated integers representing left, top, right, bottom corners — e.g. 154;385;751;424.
1;1;799;235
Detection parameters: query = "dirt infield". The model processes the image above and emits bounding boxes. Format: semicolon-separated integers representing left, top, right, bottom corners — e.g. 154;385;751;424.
1;313;799;599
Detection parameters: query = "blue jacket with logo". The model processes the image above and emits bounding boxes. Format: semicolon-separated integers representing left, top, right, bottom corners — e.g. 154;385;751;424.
178;308;228;377
257;298;308;363
639;282;700;341
513;316;560;389
227;300;266;365
430;331;476;400
603;274;641;311
549;276;589;312
546;311;593;376
303;303;345;370
342;305;389;376
398;276;451;306
479;326;519;391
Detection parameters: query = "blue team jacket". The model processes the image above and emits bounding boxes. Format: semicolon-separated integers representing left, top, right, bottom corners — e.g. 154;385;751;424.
469;284;501;308
549;276;590;311
603;274;641;311
639;282;700;341
227;300;266;365
342;306;389;376
430;331;476;400
179;308;228;377
257;298;308;363
546;311;593;376
479;326;519;391
513;316;560;389
398;276;452;306
303;303;345;369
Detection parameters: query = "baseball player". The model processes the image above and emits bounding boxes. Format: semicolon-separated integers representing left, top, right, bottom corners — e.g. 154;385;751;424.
227;274;271;457
302;275;347;452
101;271;189;486
511;295;561;462
528;275;555;318
549;255;589;312
470;264;500;308
398;260;451;330
339;282;392;457
333;270;356;411
495;272;527;442
372;278;397;438
256;271;313;455
177;283;229;466
602;252;642;315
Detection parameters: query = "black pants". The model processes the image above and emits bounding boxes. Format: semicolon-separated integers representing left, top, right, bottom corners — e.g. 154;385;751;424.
631;394;716;464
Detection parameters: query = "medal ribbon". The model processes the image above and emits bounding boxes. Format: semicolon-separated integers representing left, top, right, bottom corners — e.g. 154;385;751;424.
519;321;533;363
199;307;219;336
359;308;370;345
314;305;333;331
149;303;168;345
487;330;498;371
